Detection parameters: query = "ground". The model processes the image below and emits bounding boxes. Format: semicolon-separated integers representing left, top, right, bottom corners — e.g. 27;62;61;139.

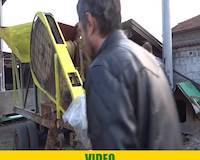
0;120;199;150
183;133;200;149
0;119;81;150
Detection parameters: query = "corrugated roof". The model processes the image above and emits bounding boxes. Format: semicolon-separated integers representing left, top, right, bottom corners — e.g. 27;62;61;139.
178;81;200;97
177;81;200;113
172;15;200;33
122;19;162;58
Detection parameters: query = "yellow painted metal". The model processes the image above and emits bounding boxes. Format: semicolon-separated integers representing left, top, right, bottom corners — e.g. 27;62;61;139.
30;68;64;113
0;12;84;119
55;45;85;99
33;12;85;100
30;12;85;118
0;23;32;63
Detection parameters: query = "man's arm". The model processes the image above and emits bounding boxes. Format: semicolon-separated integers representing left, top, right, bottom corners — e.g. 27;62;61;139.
85;65;138;149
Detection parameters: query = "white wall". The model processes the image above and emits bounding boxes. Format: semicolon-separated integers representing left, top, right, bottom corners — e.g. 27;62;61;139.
173;30;200;84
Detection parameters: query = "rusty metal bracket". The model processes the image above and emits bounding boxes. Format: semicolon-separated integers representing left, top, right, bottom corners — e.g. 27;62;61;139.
13;106;73;130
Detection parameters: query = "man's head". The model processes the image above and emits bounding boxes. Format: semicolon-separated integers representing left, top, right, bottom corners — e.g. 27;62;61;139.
142;42;153;54
77;0;121;57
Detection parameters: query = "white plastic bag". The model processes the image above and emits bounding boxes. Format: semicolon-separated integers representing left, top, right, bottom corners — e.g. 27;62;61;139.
62;94;91;149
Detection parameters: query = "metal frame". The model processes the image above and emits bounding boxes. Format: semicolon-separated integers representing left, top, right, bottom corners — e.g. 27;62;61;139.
30;12;84;119
11;55;23;106
0;11;80;149
13;106;73;130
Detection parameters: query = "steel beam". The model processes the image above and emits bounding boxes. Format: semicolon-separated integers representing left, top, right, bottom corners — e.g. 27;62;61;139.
13;106;73;130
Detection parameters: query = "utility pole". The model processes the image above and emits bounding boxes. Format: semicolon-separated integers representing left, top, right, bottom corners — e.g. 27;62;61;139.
0;0;5;91
162;0;173;88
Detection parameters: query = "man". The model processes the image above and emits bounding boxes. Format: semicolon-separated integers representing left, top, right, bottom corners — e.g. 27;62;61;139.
77;0;181;149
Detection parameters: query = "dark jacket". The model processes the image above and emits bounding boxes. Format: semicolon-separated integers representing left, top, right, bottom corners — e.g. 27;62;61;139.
85;30;182;149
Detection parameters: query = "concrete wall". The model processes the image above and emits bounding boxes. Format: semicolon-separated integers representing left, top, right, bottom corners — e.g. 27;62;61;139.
173;30;200;84
0;89;35;116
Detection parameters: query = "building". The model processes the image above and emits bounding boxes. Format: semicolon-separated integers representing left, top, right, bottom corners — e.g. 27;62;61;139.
172;15;200;84
174;81;200;135
173;15;200;136
0;0;7;91
122;19;162;58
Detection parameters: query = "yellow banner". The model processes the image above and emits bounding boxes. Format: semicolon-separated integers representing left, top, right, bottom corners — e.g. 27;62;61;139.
0;151;199;160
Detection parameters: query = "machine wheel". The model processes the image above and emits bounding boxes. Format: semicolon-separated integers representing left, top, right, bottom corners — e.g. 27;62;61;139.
26;122;39;149
14;124;29;150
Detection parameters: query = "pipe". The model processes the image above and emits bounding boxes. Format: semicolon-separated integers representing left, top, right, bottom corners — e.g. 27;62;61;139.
162;0;173;88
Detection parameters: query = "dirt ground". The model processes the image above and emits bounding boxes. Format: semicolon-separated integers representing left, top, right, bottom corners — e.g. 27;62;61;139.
183;133;200;149
0;120;199;150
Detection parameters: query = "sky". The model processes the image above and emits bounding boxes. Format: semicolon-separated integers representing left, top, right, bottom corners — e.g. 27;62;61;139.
2;0;200;42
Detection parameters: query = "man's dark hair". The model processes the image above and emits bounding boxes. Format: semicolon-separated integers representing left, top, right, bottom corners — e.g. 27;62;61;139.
77;0;121;36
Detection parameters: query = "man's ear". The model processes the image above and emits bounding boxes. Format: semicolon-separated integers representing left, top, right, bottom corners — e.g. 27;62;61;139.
85;12;97;35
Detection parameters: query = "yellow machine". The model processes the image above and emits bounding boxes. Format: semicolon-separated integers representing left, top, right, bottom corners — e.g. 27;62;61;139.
30;12;85;118
0;12;85;119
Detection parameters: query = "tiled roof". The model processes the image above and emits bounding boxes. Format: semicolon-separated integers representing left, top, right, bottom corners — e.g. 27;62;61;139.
172;15;200;33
